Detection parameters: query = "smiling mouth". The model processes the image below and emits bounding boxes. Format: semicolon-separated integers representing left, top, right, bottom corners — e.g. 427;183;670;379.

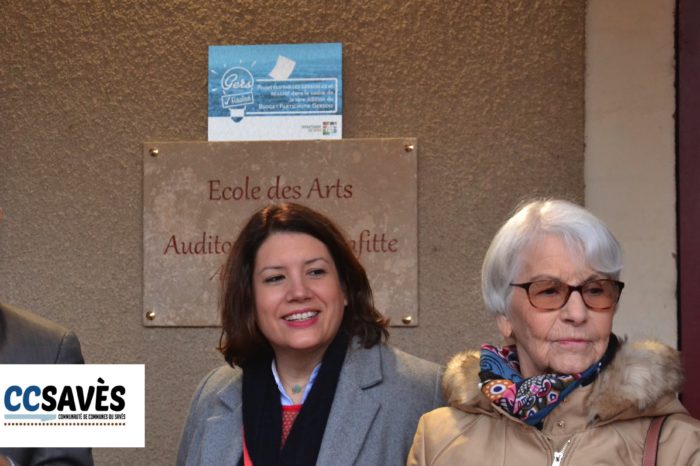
283;311;319;322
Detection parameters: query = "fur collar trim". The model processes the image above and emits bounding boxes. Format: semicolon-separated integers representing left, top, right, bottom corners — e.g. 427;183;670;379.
443;338;684;422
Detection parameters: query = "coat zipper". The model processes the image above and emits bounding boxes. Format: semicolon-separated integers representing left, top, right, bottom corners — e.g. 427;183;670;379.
551;439;572;466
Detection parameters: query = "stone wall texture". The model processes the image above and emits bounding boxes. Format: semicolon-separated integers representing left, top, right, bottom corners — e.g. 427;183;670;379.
0;1;584;463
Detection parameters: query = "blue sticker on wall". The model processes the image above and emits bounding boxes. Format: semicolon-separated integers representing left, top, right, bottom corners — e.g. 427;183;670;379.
208;43;342;141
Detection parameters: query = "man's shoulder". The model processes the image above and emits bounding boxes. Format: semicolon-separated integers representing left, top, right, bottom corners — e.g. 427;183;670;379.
0;302;82;363
1;302;70;338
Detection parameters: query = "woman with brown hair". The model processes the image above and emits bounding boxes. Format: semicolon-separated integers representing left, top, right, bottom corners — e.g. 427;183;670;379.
178;202;443;466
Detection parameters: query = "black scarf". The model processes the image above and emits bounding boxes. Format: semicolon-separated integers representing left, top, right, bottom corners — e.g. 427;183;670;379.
239;330;349;466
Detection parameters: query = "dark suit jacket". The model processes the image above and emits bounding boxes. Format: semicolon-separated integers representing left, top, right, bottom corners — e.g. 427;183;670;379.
0;302;94;466
177;340;445;466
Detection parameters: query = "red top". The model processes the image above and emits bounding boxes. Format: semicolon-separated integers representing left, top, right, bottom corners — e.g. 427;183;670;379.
281;404;302;446
242;404;304;466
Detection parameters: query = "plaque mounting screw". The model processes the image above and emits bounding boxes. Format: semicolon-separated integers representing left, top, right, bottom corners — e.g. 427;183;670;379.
404;143;414;152
149;148;159;157
401;315;413;325
146;310;156;321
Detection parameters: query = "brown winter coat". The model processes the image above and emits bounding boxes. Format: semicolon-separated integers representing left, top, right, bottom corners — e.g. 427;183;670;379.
408;339;700;466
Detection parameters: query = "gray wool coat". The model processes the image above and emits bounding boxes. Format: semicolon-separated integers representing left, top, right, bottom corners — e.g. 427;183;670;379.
177;340;444;466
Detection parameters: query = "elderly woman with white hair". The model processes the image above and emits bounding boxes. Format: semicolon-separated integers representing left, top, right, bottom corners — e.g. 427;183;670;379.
408;199;700;466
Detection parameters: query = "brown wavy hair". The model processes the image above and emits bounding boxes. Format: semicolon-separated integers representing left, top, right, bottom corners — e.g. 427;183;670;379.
218;202;389;367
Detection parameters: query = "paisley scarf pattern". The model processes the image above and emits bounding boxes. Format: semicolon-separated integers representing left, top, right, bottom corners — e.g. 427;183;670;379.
479;336;617;427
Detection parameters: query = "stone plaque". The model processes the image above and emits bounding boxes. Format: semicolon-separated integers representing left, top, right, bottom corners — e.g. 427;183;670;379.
143;139;418;327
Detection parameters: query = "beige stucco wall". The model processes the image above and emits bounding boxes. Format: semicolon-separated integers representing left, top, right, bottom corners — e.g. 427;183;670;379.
0;2;584;464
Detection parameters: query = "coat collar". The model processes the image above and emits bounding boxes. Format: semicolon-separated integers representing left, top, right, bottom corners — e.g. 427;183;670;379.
190;369;244;465
443;337;685;424
204;340;386;465
317;340;383;464
216;369;243;412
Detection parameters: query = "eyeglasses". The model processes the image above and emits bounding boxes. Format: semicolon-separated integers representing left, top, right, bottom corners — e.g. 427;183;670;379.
510;278;624;311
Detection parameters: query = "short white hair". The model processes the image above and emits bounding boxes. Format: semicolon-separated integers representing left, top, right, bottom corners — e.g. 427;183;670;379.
481;199;623;315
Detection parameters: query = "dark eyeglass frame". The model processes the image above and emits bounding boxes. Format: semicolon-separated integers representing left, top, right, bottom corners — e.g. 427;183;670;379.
510;278;625;311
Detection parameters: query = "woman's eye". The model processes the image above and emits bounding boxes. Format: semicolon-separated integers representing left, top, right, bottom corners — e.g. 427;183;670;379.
537;287;560;296
532;281;561;297
308;268;327;277
263;275;284;284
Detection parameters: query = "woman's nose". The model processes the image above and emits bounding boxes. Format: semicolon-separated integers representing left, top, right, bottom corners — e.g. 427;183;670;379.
561;290;588;323
287;276;311;301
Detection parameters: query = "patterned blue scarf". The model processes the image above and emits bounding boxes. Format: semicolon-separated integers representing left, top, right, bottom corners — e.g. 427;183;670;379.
478;336;617;427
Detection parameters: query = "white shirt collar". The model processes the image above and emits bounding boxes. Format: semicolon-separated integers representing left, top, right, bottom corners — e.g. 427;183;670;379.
271;359;321;406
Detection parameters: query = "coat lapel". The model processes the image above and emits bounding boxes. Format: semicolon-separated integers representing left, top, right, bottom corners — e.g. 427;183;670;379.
316;343;383;465
199;377;244;466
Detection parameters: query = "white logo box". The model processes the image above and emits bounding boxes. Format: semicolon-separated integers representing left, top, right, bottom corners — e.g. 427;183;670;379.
0;364;144;447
